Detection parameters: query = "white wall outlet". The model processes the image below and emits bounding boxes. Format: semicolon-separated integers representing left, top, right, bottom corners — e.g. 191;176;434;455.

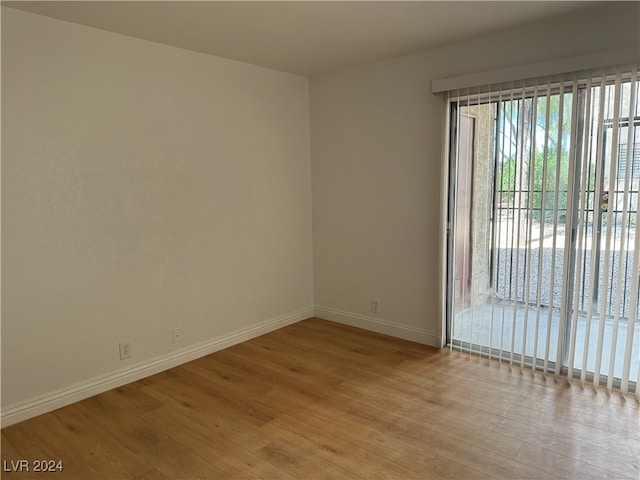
119;341;132;360
371;298;380;314
172;327;182;344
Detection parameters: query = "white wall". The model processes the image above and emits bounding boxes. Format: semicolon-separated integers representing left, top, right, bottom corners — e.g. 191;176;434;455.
1;8;313;419
310;2;640;345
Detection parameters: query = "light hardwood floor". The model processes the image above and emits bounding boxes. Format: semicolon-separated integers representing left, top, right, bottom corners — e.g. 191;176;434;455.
2;318;639;479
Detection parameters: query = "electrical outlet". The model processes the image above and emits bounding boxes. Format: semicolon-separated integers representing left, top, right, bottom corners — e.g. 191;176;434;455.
119;341;132;360
172;327;182;344
371;298;380;314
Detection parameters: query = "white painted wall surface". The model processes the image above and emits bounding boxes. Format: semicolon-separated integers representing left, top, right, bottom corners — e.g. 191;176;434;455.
310;2;640;345
1;8;313;414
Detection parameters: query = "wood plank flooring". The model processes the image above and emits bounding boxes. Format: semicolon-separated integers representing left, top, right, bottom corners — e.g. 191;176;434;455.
2;318;639;479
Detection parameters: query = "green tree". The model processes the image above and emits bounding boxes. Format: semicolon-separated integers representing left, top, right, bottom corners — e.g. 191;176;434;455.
527;93;573;222
498;157;517;203
529;149;570;222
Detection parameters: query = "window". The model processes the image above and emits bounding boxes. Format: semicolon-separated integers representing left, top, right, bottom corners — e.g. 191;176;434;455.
446;68;640;393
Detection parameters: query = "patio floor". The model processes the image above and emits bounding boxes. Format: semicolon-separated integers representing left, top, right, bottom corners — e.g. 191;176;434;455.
452;302;640;383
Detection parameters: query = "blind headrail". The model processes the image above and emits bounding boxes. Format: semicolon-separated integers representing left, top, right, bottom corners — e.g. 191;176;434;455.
431;48;639;94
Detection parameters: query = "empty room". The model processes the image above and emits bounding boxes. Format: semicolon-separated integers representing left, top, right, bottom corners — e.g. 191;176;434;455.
1;1;639;479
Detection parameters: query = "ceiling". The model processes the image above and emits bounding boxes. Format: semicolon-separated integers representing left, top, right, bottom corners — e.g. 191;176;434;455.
3;1;598;77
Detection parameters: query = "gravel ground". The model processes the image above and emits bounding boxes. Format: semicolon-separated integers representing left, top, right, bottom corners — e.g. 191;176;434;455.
495;225;639;319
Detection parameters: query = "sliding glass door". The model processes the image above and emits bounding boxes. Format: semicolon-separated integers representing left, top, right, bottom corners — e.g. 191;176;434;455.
447;69;640;392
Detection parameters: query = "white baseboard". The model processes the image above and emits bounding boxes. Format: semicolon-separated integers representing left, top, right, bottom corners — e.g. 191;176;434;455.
314;305;439;347
1;307;313;428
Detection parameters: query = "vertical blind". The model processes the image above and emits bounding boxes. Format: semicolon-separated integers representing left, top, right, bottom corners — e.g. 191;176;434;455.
447;66;640;393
